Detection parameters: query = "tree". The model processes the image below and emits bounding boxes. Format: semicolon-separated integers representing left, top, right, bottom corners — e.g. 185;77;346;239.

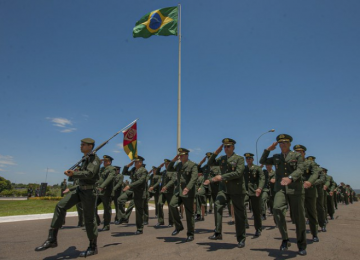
0;176;12;193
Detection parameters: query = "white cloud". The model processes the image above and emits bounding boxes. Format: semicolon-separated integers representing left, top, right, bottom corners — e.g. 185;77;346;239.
60;128;77;133
46;117;77;133
116;143;124;149
0;155;16;168
113;150;121;153
189;148;202;154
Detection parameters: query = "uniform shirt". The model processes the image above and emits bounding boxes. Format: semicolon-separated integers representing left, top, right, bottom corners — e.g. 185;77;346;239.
149;169;162;194
72;154;101;186
165;160;198;198
260;150;305;195
244;164;265;196
208;152;246;195
160;169;176;194
112;173;124;196
122;165;148;199
96;165;116;195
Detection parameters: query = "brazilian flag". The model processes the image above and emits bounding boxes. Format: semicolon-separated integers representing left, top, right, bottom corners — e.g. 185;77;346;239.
133;6;178;38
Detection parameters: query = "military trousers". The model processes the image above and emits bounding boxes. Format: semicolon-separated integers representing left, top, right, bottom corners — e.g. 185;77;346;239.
248;195;262;231
315;186;326;228
215;191;246;243
76;202;84;226
158;192;174;225
112;190;121;221
344;194;349;205
143;193;149;222
333;191;338;209
149;192;160;216
51;188;97;240
98;194;112;227
261;191;269;216
210;184;219;225
323;190;328;218
125;200;135;220
169;194;195;236
304;191;318;237
117;191;144;231
327;194;335;218
273;190;306;250
195;188;206;215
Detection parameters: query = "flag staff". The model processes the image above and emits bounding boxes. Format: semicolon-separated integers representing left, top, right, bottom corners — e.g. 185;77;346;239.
177;3;181;150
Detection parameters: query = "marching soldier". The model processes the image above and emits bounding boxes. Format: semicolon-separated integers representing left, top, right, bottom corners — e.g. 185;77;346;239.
243;153;265;237
112;166;123;222
261;167;270;221
35;138;101;257
60;179;67;197
161;148;198;242
323;168;336;220
194;169;206;221
259;134;307;256
156;159;175;227
148;166;162;218
117;156;147;234
96;155;116;231
312;161;327;232
293;148;319;243
206;138;247;248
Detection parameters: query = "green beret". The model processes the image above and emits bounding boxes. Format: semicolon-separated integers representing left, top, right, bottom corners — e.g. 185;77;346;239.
222;138;236;145
103;155;114;161
293;144;306;151
81;138;95;144
133;156;145;162
276;134;293;143
178;148;190;155
244;153;254;158
306;156;316;161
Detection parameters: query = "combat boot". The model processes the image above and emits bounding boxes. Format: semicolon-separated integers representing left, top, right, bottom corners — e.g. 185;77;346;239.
79;238;98;257
35;228;58;251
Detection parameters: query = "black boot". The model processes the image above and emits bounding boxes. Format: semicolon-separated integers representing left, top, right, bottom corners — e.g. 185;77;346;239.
35;228;58;251
79;238;98;257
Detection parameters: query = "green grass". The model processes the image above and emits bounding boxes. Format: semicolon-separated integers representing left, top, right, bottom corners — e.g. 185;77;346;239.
0;199;155;217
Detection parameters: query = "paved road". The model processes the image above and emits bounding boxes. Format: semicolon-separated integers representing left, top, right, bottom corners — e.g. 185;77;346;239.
0;203;358;260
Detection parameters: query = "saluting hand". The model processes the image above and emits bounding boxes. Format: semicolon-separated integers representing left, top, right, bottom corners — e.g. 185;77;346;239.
127;161;134;168
214;144;223;155
64;170;74;177
172;154;180;162
267;142;278;151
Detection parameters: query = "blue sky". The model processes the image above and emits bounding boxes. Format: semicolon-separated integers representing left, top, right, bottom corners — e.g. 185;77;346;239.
1;0;359;187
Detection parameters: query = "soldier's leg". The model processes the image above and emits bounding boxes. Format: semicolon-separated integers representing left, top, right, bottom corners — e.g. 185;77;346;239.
250;195;262;232
101;195;112;227
231;193;246;244
51;191;80;229
166;193;174;225
134;198;145;231
154;193;160;216
195;193;201;216
305;195;318;238
273;190;289;241
125;200;135;220
288;194;307;250
78;189;98;242
323;190;328;219
261;191;269;218
214;191;226;234
327;195;335;218
211;191;218;226
333;192;338;209
113;192;120;222
244;194;249;228
143;193;150;223
157;193;165;224
76;202;84;226
316;187;326;229
169;194;183;231
182;196;195;236
117;192;132;221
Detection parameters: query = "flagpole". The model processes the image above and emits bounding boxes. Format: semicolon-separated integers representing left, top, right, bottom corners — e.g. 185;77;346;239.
177;3;181;150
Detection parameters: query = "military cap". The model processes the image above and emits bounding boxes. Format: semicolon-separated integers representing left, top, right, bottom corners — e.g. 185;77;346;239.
322;167;328;172
81;138;95;144
164;159;171;163
178;148;190;155
244;153;254;158
133;156;145;162
306;156;316;161
103;155;114;161
222;138;236;145
206;152;213;158
152;166;158;170
276;134;293;143
293;144;307;151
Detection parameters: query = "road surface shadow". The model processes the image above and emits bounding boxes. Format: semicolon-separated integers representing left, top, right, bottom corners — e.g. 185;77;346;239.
195;228;213;234
111;231;138;237
156;236;186;243
43;246;81;260
102;242;121;248
250;248;298;259
197;242;238;251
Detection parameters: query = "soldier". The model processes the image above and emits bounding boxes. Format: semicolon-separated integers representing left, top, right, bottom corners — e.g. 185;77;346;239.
261;166;270;221
35;138;101;257
112;166;123;222
266;165;276;223
312;162;327;232
156;159;175;227
143;167;151;225
27;186;33;198
243;153;265;237
60;179;67;197
323;168;336;220
116;156;147;234
161;148;198;242
205;138;247;248
148;166;162;219
194;169;206;221
259;134;307;256
95;155;116;231
293;148;319;243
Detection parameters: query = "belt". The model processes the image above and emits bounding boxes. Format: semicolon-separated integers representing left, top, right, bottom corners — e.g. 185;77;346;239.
79;185;95;190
